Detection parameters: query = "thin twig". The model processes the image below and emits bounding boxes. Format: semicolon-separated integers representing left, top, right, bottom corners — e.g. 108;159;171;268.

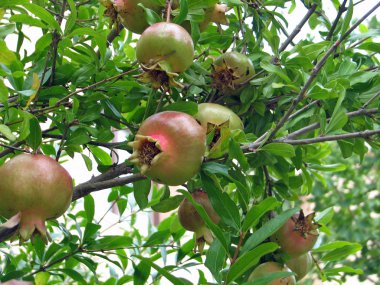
243;108;378;150
277;129;380;145
279;4;317;53
361;91;380;109
326;0;348;41
35;67;140;113
165;0;172;23
288;100;320;120
49;0;67;85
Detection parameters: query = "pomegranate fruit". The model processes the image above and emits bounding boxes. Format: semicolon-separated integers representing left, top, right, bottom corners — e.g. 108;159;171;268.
0;154;73;242
248;262;296;285
129;111;206;186
286;252;313;281
211;51;255;92
272;210;320;257
199;4;229;31
114;0;161;34
194;103;243;158
178;190;220;252
136;22;194;73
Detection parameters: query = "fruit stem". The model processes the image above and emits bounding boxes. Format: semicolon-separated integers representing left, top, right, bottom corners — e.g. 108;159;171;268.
165;0;172;23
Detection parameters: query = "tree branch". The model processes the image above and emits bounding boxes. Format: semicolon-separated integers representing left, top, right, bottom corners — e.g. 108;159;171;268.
72;173;145;201
266;2;380;142
279;4;317;53
35;67;140;113
277;129;380;145
243;107;378;150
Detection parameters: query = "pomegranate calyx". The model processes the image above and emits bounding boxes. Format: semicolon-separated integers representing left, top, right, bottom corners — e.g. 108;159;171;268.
19;211;49;244
194;226;214;253
292;210;321;238
137;63;183;91
129;134;163;174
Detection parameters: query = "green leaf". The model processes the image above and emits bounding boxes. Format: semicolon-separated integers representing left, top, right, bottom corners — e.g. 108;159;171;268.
143;230;170;246
138;4;161;25
229;139;249;171
86;236;133;251
0;40;17;65
55;269;86;284
201;173;240;231
340;0;353;37
162;101;198;115
23;3;61;32
324;266;363;276
133;260;151;285
260;60;291;83
26;117;42;150
9;14;48;29
65;0;77;35
261;143;295;158
242;197;281;231
202;162;230;177
241;208;299;253
313;241;358;253
82;223;101;242
0;79;8;103
133;178;151;209
173;0;189;25
326;109;348;134
315;207;334;229
309;163;346;172
0;124;16;141
205;239;226;283
88;145;112;165
151;195;184;212
134;256;192;285
321;243;362;262
226;242;279;284
84;195;95;223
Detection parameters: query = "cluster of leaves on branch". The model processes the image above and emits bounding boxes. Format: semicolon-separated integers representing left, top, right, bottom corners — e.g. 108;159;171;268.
0;0;379;284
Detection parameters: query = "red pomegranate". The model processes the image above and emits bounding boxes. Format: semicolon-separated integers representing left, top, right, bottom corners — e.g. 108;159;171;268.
178;190;220;251
272;210;320;257
129;111;206;186
0;154;73;242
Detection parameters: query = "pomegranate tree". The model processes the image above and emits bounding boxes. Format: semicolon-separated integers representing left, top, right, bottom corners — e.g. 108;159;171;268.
0;154;73;242
194;103;243;158
272;210;320;257
114;0;161;34
178;190;220;251
286;252;313;281
212;51;255;93
248;262;296;285
129;111;206;186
